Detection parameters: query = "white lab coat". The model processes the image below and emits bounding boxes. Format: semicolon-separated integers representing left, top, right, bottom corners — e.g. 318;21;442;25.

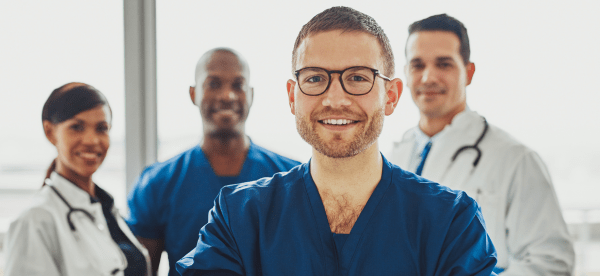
389;110;574;275
3;172;151;276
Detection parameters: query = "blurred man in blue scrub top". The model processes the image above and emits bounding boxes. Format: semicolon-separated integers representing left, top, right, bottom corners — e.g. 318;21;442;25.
126;48;300;276
177;7;497;276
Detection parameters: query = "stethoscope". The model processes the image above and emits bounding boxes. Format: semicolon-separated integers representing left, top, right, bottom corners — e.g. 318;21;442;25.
44;178;125;275
45;178;99;232
450;116;488;168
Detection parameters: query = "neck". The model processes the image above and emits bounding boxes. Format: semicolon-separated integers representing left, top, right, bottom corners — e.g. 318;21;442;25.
310;142;382;196
201;133;250;176
419;105;466;137
54;162;95;197
201;133;249;156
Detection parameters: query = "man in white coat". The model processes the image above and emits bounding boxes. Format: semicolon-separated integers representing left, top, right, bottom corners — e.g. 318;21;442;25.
390;14;574;274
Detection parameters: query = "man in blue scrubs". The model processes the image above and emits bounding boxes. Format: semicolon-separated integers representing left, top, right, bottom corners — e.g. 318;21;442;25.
177;7;497;276
126;48;300;276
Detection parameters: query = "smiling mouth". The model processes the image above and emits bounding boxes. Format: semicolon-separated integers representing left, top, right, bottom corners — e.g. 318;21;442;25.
210;106;242;115
319;119;359;125
418;88;446;96
77;152;101;161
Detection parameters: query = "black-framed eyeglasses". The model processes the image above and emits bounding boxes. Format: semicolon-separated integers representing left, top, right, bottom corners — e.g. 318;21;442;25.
294;66;391;96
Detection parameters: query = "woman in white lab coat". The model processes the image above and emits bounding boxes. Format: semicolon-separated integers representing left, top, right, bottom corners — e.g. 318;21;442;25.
3;83;151;276
390;109;574;274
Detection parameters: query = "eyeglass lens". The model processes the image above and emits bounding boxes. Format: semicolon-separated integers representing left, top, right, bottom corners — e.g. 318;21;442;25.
297;67;376;95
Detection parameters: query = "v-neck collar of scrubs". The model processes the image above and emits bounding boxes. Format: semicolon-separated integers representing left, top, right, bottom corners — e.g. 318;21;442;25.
195;140;258;185
302;154;393;274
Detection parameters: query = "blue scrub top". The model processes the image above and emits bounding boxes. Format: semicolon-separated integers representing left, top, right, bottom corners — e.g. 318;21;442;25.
177;155;498;276
126;142;300;276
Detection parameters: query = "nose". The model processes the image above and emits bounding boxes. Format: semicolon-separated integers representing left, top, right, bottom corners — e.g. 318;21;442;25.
421;67;438;84
82;129;100;145
217;88;238;102
322;74;351;108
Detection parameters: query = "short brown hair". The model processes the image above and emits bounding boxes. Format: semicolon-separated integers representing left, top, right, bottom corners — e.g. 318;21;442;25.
408;14;470;65
291;6;394;77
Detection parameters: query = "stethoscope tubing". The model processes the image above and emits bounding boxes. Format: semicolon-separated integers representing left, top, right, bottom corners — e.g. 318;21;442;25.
450;116;488;168
47;183;96;232
44;178;124;275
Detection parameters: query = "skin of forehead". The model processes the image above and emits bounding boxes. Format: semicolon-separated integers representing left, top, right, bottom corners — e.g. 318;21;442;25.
71;105;111;124
295;30;384;71
406;31;462;62
195;49;250;85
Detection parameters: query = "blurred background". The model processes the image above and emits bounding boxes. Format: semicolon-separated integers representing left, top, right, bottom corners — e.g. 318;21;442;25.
1;0;599;275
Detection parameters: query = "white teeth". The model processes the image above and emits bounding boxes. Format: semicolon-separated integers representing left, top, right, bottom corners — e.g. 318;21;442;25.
80;153;98;159
323;119;354;125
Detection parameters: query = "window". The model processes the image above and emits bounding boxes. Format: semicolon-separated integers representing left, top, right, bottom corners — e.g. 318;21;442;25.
0;1;126;236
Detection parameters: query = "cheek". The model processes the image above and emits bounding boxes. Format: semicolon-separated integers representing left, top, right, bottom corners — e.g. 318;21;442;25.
102;137;110;152
55;139;75;164
450;71;464;85
239;94;249;107
200;99;211;114
297;98;321;118
195;90;206;105
365;89;386;109
406;73;418;85
56;133;74;153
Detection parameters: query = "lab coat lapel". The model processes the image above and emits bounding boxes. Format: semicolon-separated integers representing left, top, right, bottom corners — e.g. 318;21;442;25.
389;130;416;169
302;161;339;275
49;172;98;213
114;207;153;276
48;172;127;274
421;111;484;187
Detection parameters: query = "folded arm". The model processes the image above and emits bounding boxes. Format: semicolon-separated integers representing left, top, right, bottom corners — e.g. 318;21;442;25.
501;151;574;275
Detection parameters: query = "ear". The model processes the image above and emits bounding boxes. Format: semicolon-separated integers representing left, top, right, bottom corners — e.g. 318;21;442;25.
189;86;197;105
384;78;403;116
466;62;476;86
43;121;57;146
286;79;296;115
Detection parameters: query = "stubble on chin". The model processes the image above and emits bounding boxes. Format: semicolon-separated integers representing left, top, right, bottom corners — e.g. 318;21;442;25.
208;128;242;142
296;109;384;159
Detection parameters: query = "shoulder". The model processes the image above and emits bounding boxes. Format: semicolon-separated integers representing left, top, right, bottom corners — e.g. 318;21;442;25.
249;142;302;169
392;126;419;146
388;164;477;214
134;146;200;189
10;190;59;231
483;122;537;162
219;164;305;208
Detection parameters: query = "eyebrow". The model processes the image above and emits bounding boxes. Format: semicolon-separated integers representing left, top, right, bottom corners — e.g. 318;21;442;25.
205;75;246;81
436;57;455;63
409;58;423;64
410;56;456;64
71;118;108;125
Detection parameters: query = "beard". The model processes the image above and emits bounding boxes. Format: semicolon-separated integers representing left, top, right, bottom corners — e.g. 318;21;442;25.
296;106;384;158
201;100;248;142
207;128;241;141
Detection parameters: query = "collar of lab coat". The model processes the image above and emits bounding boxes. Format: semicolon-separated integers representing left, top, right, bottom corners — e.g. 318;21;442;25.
49;171;99;210
439;107;480;135
401;106;478;142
